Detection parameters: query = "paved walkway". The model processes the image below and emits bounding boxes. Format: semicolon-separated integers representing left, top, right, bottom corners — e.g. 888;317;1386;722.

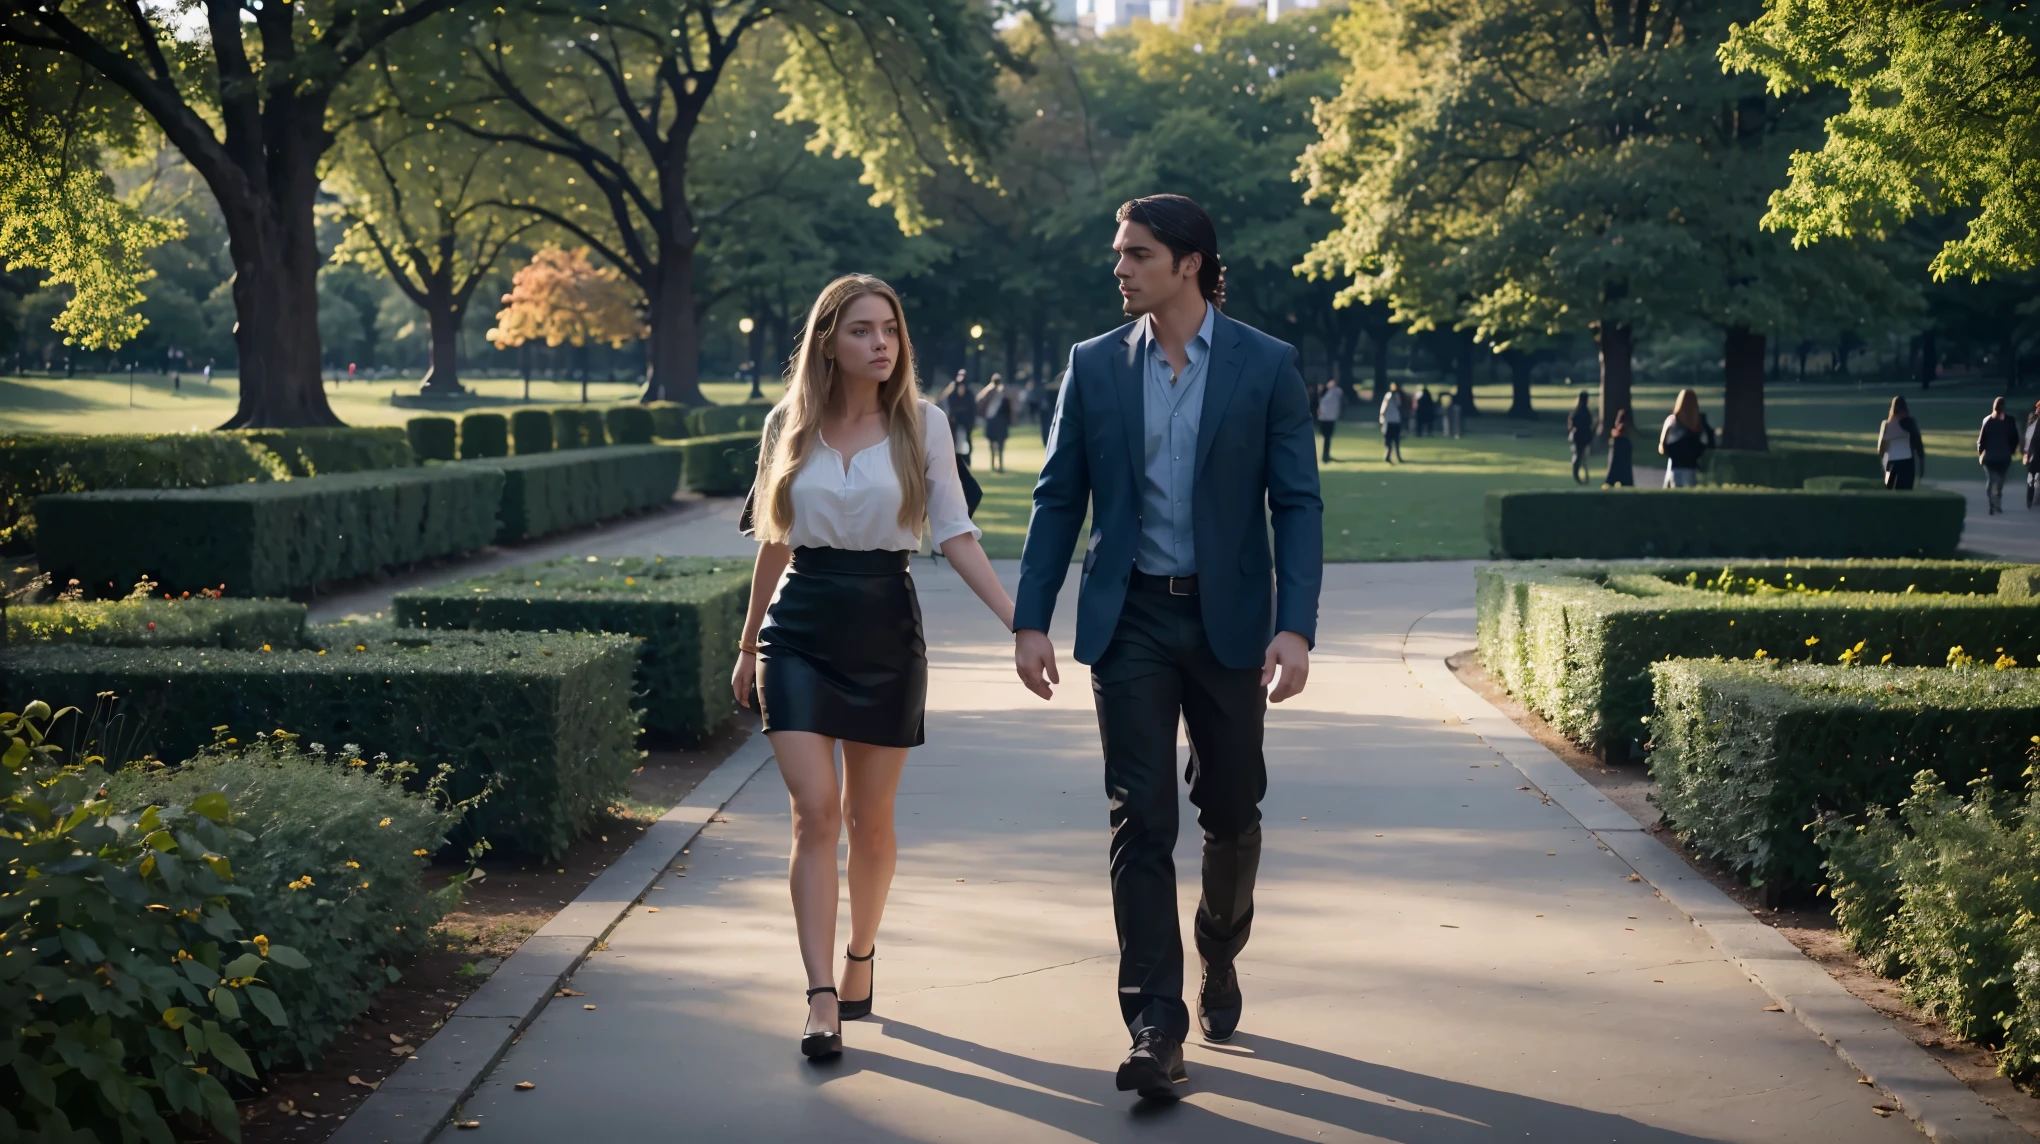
1938;478;2040;564
446;556;1917;1142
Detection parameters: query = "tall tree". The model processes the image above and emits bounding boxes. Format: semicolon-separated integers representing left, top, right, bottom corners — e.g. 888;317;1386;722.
487;244;644;397
1;0;469;425
444;0;1014;405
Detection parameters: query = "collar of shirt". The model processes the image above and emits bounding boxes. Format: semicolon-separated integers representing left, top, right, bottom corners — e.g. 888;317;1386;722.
1137;302;1214;385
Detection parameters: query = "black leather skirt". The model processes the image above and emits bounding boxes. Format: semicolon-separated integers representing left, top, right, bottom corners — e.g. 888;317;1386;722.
758;547;926;748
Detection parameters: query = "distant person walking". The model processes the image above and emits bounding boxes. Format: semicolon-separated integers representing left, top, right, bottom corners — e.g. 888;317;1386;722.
1980;395;2022;515
1414;386;1437;437
1657;389;1715;487
1315;380;1343;462
1567;392;1594;483
978;373;1016;473
1033;375;1059;444
944;372;977;468
1603;408;1635;487
1878;395;1924;490
2024;400;2040;509
1379;382;1406;463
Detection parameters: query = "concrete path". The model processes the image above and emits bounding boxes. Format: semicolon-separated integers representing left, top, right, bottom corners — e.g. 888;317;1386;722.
1937;478;2040;564
446;558;1919;1142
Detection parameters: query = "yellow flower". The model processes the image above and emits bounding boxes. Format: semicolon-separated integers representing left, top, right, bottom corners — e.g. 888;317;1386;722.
345;860;360;869
260;643;272;653
317;649;328;656
378;817;391;827
624;577;636;585
287;875;314;891
413;848;430;857
1804;636;1820;647
355;643;367;652
252;935;270;957
1753;649;1768;659
1881;652;1893;665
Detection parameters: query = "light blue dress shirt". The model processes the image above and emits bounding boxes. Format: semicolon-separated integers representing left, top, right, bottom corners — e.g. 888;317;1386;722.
1134;303;1214;576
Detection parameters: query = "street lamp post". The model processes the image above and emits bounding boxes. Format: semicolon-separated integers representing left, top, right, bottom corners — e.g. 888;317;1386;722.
739;317;762;399
969;324;984;388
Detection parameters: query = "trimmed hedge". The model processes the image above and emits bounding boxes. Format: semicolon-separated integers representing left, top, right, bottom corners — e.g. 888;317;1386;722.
0;432;286;550
460;412;510;459
1704;446;1882;488
646;401;688;439
0;627;640;860
551;407;605;450
673;431;761;495
35;466;505;597
604;405;656;445
685;402;774;438
1484;487;1965;559
1475;559;2040;752
8;597;306;649
511;408;554;454
407;416;457;463
396;555;750;744
229;427;414;477
1648;659;2040;889
484;445;683;542
1804;475;1887;492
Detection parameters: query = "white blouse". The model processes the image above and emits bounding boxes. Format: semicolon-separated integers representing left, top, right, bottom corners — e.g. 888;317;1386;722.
780;401;981;551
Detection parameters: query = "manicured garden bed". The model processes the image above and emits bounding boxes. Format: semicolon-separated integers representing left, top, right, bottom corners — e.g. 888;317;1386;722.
1484;487;1965;559
671;430;760;495
480;444;684;541
7;596;306;648
394;555;750;744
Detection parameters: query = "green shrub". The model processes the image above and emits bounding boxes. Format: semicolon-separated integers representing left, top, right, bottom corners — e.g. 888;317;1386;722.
483;444;684;542
459;413;510;459
604;405;656;445
511;408;554;454
109;737;468;1071
0;433;287;551
1804;475;1887;491
8;596;306;649
0;628;640;860
407;416;457;463
1647;660;2040;889
685;402;774;438
396;555;750;744
1704;446;1882;488
646;401;689;439
1484;487;1965;560
35;466;505;598
550;407;605;450
228;427;413;477
0;703;304;1143
1819;769;2040;1083
673;431;761;495
1475;559;2039;752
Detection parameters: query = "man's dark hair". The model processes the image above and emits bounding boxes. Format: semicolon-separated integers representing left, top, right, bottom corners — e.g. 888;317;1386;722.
1116;194;1225;306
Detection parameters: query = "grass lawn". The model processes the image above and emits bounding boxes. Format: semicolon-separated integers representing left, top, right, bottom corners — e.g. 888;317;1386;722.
2;367;2020;562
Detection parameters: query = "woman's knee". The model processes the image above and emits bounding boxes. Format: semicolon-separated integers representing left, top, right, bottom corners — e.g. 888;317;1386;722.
843;805;895;851
790;800;842;845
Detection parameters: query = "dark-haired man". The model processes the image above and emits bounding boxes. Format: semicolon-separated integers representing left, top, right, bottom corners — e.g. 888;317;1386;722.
1011;194;1323;1099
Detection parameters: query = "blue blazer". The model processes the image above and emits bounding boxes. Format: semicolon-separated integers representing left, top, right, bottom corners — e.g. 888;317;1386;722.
1013;311;1324;670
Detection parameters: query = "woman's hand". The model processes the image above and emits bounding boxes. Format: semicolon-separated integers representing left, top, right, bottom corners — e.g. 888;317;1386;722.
732;649;757;708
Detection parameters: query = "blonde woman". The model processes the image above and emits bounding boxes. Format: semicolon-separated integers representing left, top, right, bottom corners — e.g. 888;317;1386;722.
1657;388;1715;487
732;274;1015;1059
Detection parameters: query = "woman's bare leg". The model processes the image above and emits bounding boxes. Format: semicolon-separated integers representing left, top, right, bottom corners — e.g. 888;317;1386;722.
771;731;843;1032
838;740;910;1004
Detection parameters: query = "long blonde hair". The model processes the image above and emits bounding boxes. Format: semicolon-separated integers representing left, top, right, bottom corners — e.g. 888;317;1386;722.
1672;388;1703;433
752;274;928;543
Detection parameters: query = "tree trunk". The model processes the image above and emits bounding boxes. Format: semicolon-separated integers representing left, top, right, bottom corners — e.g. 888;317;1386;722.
216;176;343;428
1721;326;1767;451
1371;326;1391;401
2006;332;2021;393
1594;320;1633;440
641;243;704;405
1454;337;1479;416
1919;330;1937;390
520;342;532;400
1506;353;1535;417
419;299;465;395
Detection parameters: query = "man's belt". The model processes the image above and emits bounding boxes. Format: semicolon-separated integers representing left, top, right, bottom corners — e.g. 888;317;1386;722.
1129;570;1199;596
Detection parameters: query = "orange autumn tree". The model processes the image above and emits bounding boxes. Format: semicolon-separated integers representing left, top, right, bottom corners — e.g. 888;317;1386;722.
488;245;645;398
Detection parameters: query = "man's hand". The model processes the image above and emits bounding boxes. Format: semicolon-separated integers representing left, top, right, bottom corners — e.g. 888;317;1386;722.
1015;628;1060;700
1261;631;1311;703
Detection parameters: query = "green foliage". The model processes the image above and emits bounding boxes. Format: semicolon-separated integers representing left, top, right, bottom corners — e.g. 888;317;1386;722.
1475;559;2038;751
550;408;605;451
108;737;467;1071
511;408;554;455
603;405;655;446
1483;488;1965;560
684;403;775;439
1647;660;2040;888
1805;475;1888;491
459;413;510;459
0;701;300;1143
1704;447;1883;488
35;466;505;598
645;402;689;440
0;628;641;861
1722;0;2040;281
485;445;683;542
674;431;761;496
227;428;415;478
396;555;750;744
406;417;457;463
9;597;306;650
0;433;287;551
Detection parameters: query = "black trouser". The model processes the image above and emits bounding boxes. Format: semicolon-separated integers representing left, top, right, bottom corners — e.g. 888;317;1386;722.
1091;584;1266;1042
1317;419;1337;462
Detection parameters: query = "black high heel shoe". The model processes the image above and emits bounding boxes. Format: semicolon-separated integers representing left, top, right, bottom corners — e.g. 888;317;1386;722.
800;986;842;1059
839;947;876;1021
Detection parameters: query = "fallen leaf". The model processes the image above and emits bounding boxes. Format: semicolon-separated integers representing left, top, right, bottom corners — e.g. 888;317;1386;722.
1764;1005;1785;1013
1857;1077;1873;1085
646;907;660;913
278;1100;296;1115
389;1034;406;1045
955;878;966;882
1439;924;1459;929
391;1045;415;1057
1652;979;1664;983
457;1120;482;1129
556;988;585;997
1516;786;1530;791
1625;873;1642;882
583;1004;597;1010
514;1081;536;1091
1546;852;1556;856
348;1075;380;1091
